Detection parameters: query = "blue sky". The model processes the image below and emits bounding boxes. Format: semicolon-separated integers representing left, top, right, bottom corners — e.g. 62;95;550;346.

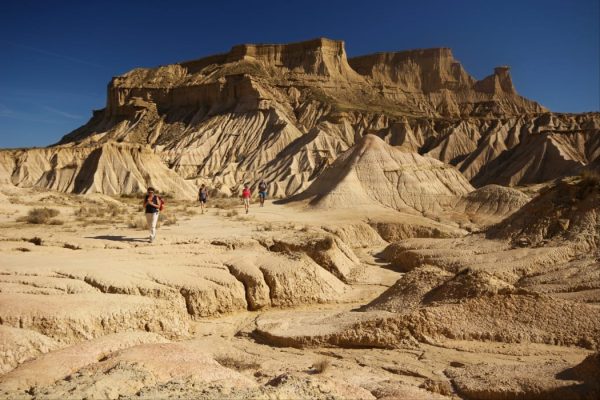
1;0;598;148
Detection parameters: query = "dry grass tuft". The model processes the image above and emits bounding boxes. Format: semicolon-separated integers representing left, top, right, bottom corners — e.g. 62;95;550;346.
312;358;332;374
18;208;60;224
225;209;239;218
128;216;147;230
213;198;241;210
580;169;600;187
24;237;43;246
159;213;177;226
63;243;81;250
75;205;129;225
215;355;261;371
256;222;274;232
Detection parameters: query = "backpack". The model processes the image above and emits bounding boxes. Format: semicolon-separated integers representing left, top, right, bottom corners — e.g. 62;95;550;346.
158;196;165;211
259;182;267;191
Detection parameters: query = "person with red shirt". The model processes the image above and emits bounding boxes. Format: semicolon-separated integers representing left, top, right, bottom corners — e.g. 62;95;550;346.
241;184;251;214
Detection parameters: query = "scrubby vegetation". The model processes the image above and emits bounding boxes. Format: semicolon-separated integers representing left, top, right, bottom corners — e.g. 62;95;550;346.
312;358;331;374
18;208;61;224
214;355;261;372
213;198;242;210
580;169;600;188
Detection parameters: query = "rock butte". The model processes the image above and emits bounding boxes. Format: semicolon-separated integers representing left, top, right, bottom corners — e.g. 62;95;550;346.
0;37;597;198
0;37;599;399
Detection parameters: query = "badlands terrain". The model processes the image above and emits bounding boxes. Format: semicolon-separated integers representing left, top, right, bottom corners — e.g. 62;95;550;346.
0;38;599;399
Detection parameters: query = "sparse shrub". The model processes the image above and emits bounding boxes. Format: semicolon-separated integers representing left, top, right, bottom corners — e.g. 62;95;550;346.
159;213;177;226
182;206;198;216
312;358;331;374
128;216;147;230
76;205;128;221
225;209;239;218
120;192;142;199
14;247;31;252
49;219;64;225
215;355;261;371
213;198;241;210
18;208;60;224
63;243;81;250
25;237;43;246
580;169;600;187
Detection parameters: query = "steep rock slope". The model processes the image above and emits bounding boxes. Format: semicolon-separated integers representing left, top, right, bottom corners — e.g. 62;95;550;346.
488;175;600;251
0;143;196;198
1;38;598;197
283;134;473;213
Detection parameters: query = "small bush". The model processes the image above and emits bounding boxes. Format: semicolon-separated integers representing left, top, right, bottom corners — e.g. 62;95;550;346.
18;208;60;224
225;209;239;218
49;219;64;225
182;206;198;216
76;206;128;220
312;358;331;374
14;247;31;252
128;216;147;230
213;198;241;210
24;237;43;246
215;356;261;371
120;192;142;199
580;169;600;187
63;243;81;250
159;213;177;226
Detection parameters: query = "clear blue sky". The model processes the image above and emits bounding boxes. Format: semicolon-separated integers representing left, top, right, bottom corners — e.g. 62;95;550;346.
1;0;598;148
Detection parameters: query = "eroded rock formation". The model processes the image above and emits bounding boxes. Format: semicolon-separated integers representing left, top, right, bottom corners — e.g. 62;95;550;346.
0;38;597;198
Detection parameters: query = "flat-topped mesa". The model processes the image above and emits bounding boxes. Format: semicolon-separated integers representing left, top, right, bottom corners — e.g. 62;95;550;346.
225;37;359;78
348;48;475;92
474;65;517;95
104;38;364;117
126;38;359;82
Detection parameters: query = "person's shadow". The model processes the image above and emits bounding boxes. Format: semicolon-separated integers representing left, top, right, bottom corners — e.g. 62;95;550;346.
86;235;147;243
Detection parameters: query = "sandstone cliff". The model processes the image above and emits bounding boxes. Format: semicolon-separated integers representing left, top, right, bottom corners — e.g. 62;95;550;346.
1;38;597;198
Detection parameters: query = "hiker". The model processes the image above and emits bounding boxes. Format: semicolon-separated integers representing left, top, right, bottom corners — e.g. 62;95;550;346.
143;187;162;243
198;184;208;214
258;180;268;207
241;184;251;214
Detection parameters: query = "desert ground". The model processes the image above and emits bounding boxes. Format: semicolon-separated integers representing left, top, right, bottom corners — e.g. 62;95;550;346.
0;171;598;399
1;37;599;399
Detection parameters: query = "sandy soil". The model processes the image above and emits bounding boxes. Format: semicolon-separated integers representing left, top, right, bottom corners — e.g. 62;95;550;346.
0;187;598;399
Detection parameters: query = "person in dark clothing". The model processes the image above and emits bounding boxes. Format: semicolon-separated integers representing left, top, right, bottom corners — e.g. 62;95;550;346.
258;180;268;207
198;184;208;214
143;187;161;243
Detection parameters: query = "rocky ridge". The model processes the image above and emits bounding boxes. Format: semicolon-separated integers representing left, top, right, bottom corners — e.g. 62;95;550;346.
0;38;597;198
